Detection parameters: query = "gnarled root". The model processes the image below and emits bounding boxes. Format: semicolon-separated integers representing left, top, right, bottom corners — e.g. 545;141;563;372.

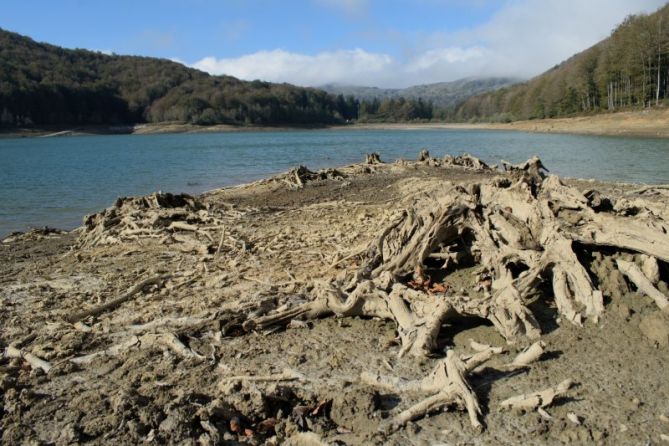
70;333;203;365
245;157;669;360
362;348;502;432
366;152;382;164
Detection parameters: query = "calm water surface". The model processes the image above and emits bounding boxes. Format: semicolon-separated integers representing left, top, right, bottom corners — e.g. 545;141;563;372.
1;128;668;236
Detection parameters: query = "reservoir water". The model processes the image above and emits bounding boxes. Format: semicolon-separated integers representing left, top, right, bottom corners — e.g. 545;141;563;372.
1;128;668;237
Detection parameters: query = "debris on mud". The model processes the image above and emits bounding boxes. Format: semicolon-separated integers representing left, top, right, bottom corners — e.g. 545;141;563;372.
2;152;669;445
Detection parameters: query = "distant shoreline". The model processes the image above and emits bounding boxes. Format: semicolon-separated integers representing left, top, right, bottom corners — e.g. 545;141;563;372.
3;108;669;139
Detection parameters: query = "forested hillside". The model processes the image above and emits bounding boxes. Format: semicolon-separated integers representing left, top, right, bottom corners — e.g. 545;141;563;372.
0;29;358;127
454;4;669;122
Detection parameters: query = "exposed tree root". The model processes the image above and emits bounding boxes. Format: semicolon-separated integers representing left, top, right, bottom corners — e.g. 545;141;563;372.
70;333;203;365
246;156;669;353
617;259;669;313
66;274;171;323
79;192;219;247
442;153;492;171
279;165;346;189
237;155;669;430
365;152;382;164
363;349;491;431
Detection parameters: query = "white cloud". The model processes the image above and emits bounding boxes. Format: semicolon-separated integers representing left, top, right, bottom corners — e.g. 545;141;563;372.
193;48;394;86
408;47;488;71
192;0;667;87
439;0;668;79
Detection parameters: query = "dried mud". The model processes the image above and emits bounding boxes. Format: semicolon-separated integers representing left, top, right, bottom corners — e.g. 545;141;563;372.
1;156;669;445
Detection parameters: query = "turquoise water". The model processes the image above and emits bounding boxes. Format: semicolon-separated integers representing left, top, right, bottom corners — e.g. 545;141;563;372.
1;128;668;237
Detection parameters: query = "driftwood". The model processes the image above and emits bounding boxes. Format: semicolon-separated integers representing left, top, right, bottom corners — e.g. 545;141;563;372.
3;346;52;373
218;368;305;386
66;274;171;323
499;379;573;412
508;341;546;369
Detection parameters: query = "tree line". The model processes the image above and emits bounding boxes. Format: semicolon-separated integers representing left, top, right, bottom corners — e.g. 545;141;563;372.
0;29;437;128
453;4;669;122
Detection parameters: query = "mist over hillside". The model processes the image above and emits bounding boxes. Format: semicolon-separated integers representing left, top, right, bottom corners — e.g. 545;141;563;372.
320;77;521;109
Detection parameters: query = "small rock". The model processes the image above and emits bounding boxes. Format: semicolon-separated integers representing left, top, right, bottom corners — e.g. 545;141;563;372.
661;433;669;443
567;412;581;425
620;424;628;432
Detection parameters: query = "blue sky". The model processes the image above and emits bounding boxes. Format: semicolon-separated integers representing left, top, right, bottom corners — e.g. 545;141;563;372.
2;0;666;87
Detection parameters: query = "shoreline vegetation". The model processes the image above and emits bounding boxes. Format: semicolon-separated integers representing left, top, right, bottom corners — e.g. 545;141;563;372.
2;153;669;444
4;107;669;139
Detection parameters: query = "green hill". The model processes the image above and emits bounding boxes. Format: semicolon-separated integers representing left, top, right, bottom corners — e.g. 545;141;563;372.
0;29;358;128
454;4;669;122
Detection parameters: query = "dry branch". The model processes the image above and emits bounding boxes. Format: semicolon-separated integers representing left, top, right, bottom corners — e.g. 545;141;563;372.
66;274;171;323
617;259;669;312
3;346;52;373
499;379;573;412
218;368;305;387
508;341;546;369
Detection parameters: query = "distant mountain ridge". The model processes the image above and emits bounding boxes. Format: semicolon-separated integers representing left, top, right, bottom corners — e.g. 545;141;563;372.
320;77;521;109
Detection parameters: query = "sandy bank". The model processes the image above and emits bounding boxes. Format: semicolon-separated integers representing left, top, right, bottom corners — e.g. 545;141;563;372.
351;108;669;138
4;108;669;139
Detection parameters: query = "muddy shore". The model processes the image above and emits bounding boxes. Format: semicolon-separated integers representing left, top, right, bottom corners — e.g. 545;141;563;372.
4;107;669;139
1;155;669;445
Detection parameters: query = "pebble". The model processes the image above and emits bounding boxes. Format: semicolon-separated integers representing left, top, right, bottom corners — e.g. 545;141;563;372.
567;412;581;425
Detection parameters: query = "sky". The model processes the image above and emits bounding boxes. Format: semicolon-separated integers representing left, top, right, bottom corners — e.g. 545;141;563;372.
2;0;667;88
